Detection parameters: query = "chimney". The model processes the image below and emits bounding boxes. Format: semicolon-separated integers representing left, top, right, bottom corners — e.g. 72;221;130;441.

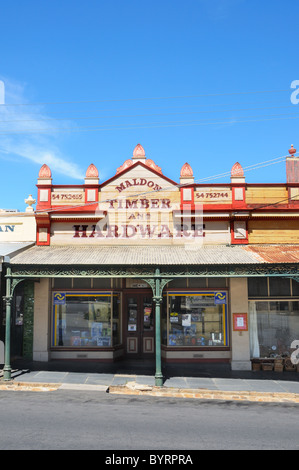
286;144;299;183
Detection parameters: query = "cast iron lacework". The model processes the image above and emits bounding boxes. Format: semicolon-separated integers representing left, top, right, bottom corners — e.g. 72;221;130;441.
8;264;299;279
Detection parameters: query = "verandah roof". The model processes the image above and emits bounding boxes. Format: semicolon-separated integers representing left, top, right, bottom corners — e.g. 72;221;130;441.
8;244;299;266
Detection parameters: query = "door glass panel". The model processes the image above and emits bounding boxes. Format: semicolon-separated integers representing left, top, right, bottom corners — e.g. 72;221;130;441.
127;297;138;332
143;297;154;331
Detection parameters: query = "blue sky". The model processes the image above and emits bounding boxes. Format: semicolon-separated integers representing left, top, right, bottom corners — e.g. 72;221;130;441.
0;0;299;210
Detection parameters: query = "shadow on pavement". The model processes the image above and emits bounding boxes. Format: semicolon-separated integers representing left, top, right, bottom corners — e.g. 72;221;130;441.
6;357;299;383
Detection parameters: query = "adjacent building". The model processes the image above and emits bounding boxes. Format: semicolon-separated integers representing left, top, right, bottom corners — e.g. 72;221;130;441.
0;202;36;365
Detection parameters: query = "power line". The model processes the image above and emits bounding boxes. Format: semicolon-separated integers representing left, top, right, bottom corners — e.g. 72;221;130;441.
0;88;290;107
0;111;299;135
0;105;295;124
0;99;289;116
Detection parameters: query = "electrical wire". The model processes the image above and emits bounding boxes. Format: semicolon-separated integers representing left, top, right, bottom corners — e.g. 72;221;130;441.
0;105;295;123
0;111;299;135
0;99;289;117
0;88;290;107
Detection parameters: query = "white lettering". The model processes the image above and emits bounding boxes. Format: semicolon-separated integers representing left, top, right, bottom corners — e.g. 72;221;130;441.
105;455;140;467
290;80;299;104
149;455;193;464
291;340;299;364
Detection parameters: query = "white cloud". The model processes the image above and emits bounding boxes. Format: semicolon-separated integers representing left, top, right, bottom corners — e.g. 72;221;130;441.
0;77;84;180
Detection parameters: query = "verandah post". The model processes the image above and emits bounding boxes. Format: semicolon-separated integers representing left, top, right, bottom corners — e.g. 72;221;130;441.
153;268;163;387
3;266;12;381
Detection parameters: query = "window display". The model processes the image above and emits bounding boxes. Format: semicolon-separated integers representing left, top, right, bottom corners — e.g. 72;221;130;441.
163;292;228;347
249;300;299;358
52;292;121;348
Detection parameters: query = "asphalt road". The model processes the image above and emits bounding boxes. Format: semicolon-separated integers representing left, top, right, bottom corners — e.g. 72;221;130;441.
0;389;298;451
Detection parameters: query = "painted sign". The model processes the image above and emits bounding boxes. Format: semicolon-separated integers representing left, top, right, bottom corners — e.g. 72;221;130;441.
195;188;232;202
0;225;15;232
115;178;163;193
214;292;227;304
53;293;66;305
51;191;84;204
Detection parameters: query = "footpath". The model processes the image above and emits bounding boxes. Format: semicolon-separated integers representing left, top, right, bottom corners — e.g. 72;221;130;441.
1;360;299;403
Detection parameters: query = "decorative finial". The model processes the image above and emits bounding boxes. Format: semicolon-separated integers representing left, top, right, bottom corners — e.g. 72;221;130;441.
38;164;51;178
133;144;146;159
85;163;99;178
231;162;244;177
289;144;296;156
180;162;193;177
25;194;36;212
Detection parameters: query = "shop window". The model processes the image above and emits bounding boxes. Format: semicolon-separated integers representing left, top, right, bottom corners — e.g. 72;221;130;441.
249;300;299;358
52;292;121;348
112;293;121;345
162;295;167;345
165;292;228;347
248;277;268;297
269;277;291;297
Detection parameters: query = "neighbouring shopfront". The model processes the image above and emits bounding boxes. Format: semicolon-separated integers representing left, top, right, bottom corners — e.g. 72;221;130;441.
3;143;299;382
0;207;36;365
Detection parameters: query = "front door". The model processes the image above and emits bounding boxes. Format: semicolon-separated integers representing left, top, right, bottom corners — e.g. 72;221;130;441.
125;293;155;357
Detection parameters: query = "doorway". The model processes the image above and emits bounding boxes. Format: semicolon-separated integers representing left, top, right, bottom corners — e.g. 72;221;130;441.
124;292;155;357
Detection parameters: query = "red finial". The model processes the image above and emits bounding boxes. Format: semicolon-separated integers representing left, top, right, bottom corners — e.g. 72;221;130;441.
85;163;99;178
38;164;51;178
133;143;145;158
231;162;244;177
289;144;296;156
180;162;193;177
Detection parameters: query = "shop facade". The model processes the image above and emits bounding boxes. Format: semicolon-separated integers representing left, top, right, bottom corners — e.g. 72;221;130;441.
0;203;36;366
4;143;299;382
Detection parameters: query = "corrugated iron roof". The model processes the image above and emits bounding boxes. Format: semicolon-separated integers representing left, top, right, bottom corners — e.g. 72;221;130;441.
9;244;299;267
243;245;299;264
9;244;266;266
0;242;34;259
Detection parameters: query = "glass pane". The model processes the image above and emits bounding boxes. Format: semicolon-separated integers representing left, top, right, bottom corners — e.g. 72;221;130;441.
248;277;268;297
249;300;299;358
208;278;227;288
162;295;167;345
188;278;206;288
168;293;227;347
53;293;111;347
269;278;291;297
93;278;111;289
127;297;138;332
73;278;91;289
292;279;299;296
170;278;188;288
143;297;154;331
112;293;121;345
54;278;72;289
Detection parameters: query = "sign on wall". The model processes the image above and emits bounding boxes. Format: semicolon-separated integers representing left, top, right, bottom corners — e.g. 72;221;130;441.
233;313;248;331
